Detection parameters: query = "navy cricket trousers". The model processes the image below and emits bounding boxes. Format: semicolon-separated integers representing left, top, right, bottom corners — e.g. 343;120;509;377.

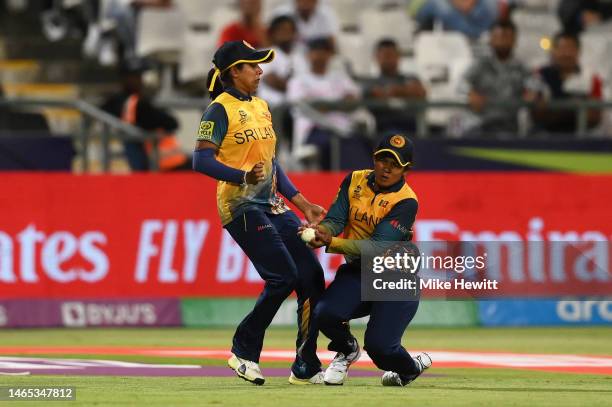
225;209;325;377
313;262;421;379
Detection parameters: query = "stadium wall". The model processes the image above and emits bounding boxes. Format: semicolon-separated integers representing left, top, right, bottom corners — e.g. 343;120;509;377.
0;172;611;327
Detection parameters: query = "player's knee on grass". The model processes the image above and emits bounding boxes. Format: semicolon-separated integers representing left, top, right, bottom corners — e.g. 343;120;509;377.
364;335;419;374
312;302;353;342
364;347;399;373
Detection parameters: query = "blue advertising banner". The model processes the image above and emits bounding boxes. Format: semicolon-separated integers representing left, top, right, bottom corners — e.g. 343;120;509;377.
478;298;612;326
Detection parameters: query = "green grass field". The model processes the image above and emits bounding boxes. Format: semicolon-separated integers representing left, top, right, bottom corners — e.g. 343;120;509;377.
1;327;612;406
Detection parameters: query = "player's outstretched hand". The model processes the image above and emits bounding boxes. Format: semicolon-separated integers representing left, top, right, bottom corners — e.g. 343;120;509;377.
290;194;327;224
303;203;327;224
245;162;265;184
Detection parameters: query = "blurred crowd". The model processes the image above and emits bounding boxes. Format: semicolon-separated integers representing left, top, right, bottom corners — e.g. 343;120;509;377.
8;0;612;170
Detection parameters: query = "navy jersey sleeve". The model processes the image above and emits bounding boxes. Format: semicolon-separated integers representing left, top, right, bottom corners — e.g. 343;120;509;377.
197;102;228;146
274;160;299;200
371;198;418;241
319;172;352;236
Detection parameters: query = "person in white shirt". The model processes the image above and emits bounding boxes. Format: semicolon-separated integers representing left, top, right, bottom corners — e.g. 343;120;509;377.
287;37;372;170
272;0;340;49
258;15;299;107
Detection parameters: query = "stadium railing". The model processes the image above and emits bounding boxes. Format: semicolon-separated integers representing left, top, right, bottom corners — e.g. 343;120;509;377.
1;97;611;172
0;97;159;172
278;98;612;170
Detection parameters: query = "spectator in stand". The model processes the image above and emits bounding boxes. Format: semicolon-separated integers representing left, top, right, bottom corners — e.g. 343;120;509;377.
101;58;187;171
257;15;299;151
258;15;298;108
459;20;531;135
272;0;339;50
41;0;100;43
363;39;427;135
558;0;612;33
217;0;267;48
530;32;603;135
414;0;499;40
287;38;372;170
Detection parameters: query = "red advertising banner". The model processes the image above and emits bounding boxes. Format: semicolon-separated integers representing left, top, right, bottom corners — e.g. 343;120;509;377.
0;172;611;299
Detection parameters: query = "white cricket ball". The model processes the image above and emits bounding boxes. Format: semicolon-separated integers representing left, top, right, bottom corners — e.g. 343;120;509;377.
300;227;316;243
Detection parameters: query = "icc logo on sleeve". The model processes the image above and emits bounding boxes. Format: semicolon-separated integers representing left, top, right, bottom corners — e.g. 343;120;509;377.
198;121;215;140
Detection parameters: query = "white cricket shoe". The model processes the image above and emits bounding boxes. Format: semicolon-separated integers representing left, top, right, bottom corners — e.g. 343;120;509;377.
323;339;361;385
228;353;265;385
381;352;432;386
288;371;324;385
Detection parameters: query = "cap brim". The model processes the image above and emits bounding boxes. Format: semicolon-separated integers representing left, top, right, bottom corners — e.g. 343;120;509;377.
374;149;411;167
224;49;275;71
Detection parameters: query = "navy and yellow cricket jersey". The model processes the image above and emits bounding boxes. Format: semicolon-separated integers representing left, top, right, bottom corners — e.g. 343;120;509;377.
320;169;418;260
197;87;289;225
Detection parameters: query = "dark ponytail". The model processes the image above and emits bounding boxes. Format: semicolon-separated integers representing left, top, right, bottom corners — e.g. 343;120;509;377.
206;67;225;100
206;63;245;99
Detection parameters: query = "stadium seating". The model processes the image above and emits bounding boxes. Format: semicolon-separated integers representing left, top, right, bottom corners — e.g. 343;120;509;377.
2;82;81;135
329;0;366;31
580;32;612;81
414;31;473;127
178;30;216;84
510;8;560;69
208;6;240;47
336;31;369;76
1;0;611;174
512;9;561;34
514;31;551;69
262;0;288;22
136;6;187;97
518;0;560;11
173;0;218;28
358;7;416;55
0;59;40;83
136;7;186;62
